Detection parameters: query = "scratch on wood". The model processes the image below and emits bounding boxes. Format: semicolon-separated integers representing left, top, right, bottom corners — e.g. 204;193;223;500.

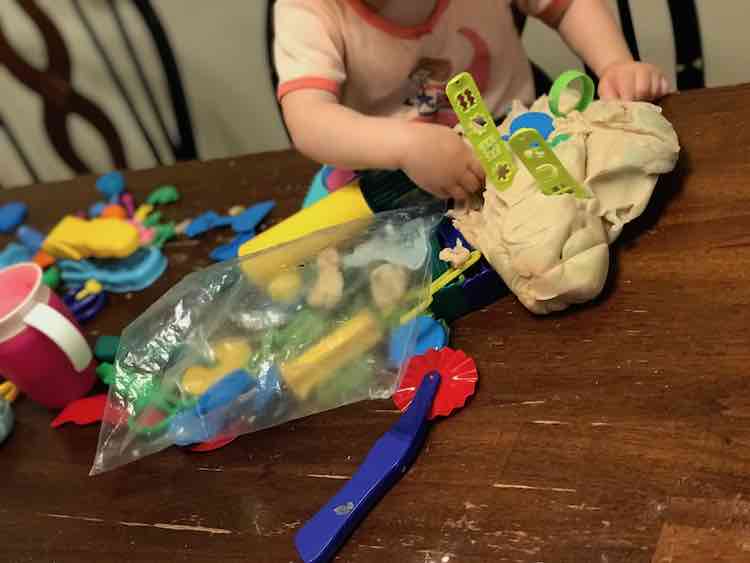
531;420;569;425
118;521;232;534
152;523;232;534
197;467;224;472
567;503;602;511
493;483;577;493
307;473;350;480
443;514;481;532
40;513;104;523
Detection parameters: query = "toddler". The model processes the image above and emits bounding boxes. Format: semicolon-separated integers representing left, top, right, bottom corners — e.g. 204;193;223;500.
274;0;671;200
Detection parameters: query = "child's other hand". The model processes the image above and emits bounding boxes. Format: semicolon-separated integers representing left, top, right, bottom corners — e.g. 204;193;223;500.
598;61;672;102
400;123;485;201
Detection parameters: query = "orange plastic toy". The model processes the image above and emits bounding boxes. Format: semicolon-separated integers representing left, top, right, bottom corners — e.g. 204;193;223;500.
100;204;128;219
33;250;56;269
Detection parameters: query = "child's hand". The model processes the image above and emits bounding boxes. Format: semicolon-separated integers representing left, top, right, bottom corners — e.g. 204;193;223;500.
400;123;485;201
598;61;671;102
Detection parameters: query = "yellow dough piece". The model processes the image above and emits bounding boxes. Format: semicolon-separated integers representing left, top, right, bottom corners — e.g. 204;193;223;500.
181;339;253;396
43;216;140;260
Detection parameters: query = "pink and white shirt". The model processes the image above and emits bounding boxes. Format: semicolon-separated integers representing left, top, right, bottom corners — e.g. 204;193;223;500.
274;0;573;126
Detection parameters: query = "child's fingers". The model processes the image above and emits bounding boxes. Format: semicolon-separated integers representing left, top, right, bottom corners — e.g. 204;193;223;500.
598;78;617;100
635;70;652;100
469;157;485;182
446;184;468;201
461;170;481;193
621;72;637;101
651;74;663;98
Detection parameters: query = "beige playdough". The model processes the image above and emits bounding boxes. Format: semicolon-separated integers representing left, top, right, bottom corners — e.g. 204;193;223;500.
370;263;409;313
439;239;471;269
307;248;344;310
451;95;680;314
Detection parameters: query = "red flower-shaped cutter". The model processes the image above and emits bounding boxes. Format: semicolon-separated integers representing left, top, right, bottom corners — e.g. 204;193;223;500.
393;347;478;419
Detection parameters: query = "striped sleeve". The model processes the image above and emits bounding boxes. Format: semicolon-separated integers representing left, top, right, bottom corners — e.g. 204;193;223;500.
513;0;574;28
274;0;347;100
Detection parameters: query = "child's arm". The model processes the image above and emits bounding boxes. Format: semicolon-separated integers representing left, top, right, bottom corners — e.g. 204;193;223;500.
556;0;671;101
281;89;484;200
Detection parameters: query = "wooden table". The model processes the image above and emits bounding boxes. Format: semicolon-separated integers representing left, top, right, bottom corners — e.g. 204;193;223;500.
2;85;750;563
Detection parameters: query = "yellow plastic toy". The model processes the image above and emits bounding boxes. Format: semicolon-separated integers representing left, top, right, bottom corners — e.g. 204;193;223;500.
240;212;373;289
181;339;253;396
400;250;483;324
267;269;304;303
75;279;104;301
43;216;140;260
0;380;19;403
280;309;383;400
238;184;374;288
134;204;154;223
239;184;371;258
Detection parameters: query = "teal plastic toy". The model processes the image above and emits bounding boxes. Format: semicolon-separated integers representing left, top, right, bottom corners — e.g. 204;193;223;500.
0;397;13;445
95;336;120;363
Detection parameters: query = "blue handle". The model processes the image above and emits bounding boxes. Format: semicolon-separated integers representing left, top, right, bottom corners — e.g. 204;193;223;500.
170;369;254;446
295;373;440;563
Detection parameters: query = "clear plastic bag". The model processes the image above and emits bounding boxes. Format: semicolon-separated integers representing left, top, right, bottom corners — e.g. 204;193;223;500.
91;206;442;473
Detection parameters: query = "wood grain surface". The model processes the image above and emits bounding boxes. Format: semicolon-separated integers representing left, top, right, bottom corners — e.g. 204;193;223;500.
1;84;749;563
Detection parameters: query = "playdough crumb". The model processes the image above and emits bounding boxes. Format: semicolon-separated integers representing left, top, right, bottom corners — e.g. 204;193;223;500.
370;263;408;313
307;248;344;310
439;239;471;269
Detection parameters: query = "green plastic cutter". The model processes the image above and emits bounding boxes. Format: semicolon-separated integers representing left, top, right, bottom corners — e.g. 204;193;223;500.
507;128;589;199
445;72;516;190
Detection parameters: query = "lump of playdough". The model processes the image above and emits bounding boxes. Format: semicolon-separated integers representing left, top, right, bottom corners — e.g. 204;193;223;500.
439;239;471;269
307;248;344;310
370;263;409;312
452;96;679;314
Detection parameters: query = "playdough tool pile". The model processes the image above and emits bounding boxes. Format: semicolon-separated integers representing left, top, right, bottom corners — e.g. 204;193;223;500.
446;70;680;313
0;173;181;327
90;207;454;473
0;171;276;444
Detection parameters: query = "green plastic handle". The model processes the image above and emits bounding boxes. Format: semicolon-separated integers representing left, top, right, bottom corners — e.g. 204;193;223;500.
508;128;589;199
445;72;516;190
549;70;595;118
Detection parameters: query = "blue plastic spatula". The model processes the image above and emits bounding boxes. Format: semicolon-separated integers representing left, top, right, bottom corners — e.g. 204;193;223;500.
294;372;441;563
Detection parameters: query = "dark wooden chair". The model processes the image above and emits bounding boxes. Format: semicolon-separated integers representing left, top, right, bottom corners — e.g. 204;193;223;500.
516;0;705;95
0;0;196;186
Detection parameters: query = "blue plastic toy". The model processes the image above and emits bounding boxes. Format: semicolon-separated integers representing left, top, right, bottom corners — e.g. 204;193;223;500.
389;316;448;369
96;172;125;198
210;232;255;262
509;112;555;140
185;211;227;238
89;201;107;218
231;201;275;233
0;202;28;234
0;397;13;445
295;373;440;563
59;247;167;292
303;168;332;209
170;368;279;446
0;242;33;269
187;201;276;238
16;225;45;253
63;287;109;323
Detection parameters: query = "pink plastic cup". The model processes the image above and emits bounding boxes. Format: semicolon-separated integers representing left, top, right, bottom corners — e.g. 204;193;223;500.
0;263;96;408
